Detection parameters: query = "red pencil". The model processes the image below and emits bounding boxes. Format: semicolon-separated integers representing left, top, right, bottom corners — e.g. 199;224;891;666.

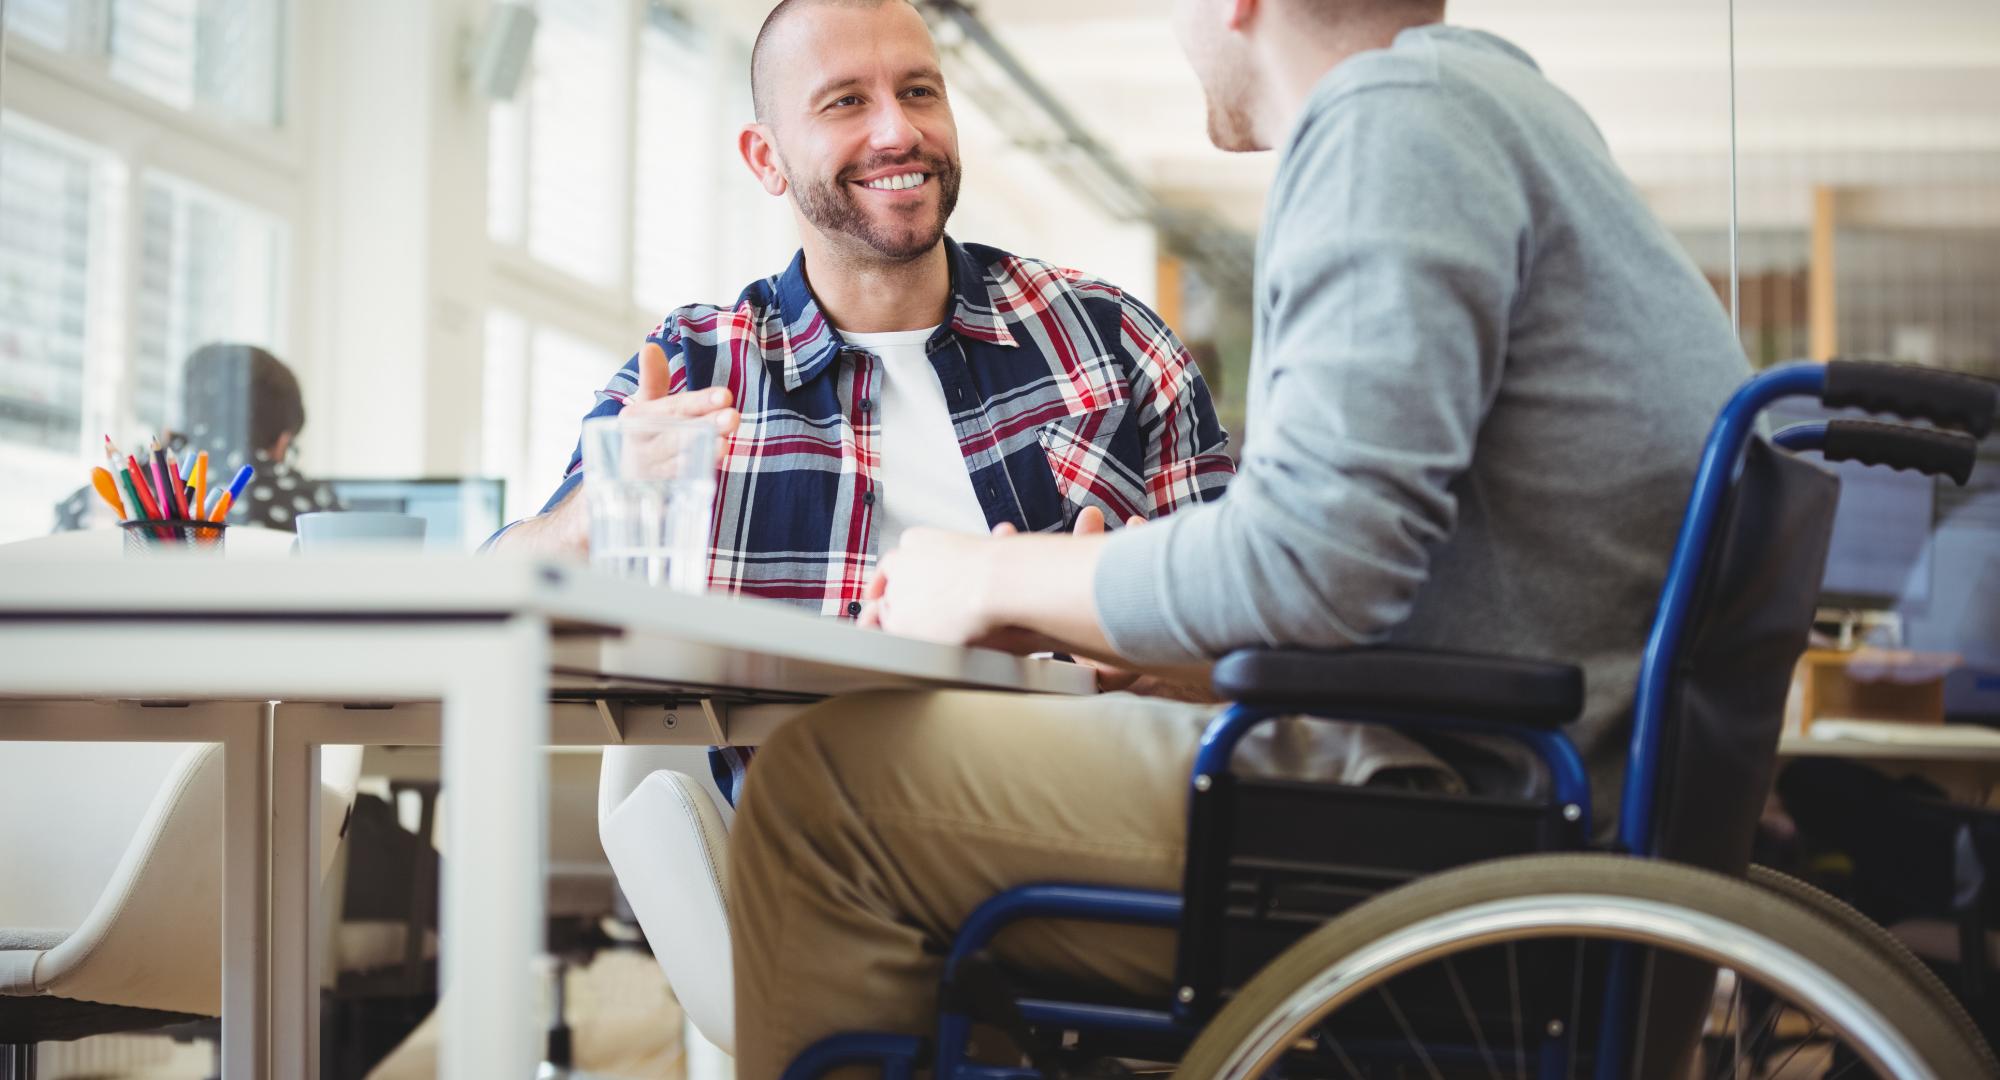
125;455;163;519
123;456;172;540
165;459;193;520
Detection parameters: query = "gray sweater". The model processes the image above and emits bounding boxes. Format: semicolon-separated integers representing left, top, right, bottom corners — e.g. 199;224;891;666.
1093;26;1750;806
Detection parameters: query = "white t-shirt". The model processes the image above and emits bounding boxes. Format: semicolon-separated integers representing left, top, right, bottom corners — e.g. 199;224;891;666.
839;326;991;550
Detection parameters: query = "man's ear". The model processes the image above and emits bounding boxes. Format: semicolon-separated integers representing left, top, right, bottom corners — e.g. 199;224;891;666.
739;124;789;197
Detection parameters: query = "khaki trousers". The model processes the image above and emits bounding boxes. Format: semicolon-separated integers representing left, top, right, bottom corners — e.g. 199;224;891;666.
728;688;1449;1077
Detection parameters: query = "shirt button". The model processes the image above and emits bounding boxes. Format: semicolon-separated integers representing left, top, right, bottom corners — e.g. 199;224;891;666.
858;398;873;412
862;490;876;506
984;484;998;499
847;601;862;616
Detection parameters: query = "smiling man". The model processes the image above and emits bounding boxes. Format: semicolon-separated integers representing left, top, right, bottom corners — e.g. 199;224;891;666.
492;0;1232;800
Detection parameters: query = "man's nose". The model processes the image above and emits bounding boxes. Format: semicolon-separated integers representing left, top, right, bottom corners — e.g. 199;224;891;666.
866;100;922;153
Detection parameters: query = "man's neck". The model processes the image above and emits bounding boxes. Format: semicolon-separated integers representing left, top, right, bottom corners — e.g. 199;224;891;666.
1253;16;1438;149
798;236;953;335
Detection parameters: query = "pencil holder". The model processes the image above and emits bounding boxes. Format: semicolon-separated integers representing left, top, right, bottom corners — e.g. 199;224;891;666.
121;519;228;554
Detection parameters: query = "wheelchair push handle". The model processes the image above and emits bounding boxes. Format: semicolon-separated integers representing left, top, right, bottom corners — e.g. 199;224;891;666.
1822;360;1998;438
1822;420;1980;486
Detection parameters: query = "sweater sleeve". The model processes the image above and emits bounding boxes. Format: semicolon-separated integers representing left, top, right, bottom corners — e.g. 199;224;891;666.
1092;83;1527;664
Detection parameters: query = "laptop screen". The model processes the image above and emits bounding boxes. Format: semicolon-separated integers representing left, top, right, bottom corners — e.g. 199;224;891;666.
323;477;506;552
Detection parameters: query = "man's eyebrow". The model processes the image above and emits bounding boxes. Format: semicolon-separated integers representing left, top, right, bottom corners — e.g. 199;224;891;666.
806;75;865;103
805;67;945;103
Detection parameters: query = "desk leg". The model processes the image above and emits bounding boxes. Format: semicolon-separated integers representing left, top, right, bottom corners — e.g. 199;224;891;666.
440;617;550;1080
271;706;321;1080
219;705;271;1080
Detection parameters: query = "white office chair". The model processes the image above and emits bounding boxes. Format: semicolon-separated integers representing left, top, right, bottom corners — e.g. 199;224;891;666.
0;739;363;1068
596;746;737;1055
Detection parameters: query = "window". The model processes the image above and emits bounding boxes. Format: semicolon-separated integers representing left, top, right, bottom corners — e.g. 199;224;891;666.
0;117;96;456
0;2;296;541
0;114;113;536
4;0;284;126
132;174;286;431
490;0;627;288
482;309;620;523
2;0;70;50
488;0;753;311
632;5;722;311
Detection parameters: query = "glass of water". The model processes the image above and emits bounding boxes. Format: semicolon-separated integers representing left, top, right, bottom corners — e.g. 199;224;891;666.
581;413;719;591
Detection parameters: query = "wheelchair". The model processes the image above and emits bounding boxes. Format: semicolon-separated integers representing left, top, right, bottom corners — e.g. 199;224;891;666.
782;360;2000;1080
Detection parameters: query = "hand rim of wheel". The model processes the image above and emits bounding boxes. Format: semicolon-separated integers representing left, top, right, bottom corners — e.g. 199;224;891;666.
1208;892;1933;1080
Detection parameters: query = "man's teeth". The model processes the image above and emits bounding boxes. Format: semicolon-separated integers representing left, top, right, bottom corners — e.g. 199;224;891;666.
862;173;926;191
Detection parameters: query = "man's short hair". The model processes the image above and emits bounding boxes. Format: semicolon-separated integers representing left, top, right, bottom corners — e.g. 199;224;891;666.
750;0;911;124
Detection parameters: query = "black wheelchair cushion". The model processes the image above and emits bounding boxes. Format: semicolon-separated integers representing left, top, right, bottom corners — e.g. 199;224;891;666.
1210;645;1584;728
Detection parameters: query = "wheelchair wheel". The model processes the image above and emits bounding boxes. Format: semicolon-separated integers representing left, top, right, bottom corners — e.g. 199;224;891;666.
1746;863;1998;1073
1175;854;1995;1079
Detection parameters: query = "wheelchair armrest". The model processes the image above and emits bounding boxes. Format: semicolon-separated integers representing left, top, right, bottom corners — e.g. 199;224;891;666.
1210;645;1584;729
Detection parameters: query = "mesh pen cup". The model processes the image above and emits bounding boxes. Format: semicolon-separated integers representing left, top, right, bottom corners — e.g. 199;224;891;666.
121;519;228;554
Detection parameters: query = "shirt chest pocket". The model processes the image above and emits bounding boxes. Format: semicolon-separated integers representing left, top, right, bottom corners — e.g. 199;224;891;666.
1034;356;1149;526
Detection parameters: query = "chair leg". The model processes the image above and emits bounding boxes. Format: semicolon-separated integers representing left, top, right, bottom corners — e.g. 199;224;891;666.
0;1043;35;1080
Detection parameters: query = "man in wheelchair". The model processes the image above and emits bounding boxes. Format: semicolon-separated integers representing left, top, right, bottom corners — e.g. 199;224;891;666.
726;0;1999;1076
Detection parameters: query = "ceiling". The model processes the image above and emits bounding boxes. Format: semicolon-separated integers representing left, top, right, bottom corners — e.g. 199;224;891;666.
972;0;2000;229
709;1;2000;231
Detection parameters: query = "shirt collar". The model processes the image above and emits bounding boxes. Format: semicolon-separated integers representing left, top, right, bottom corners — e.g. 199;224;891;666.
770;236;1019;391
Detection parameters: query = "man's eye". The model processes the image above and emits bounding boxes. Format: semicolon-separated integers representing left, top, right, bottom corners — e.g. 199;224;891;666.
905;86;935;99
834;95;862;108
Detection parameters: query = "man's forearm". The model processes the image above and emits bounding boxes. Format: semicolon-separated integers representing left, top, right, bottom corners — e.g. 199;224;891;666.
490;486;589;557
981;533;1108;650
984;532;1216;682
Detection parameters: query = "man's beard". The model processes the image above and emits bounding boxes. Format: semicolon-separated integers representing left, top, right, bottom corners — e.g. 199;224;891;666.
1205;95;1259;153
790;151;962;262
1195;50;1263;153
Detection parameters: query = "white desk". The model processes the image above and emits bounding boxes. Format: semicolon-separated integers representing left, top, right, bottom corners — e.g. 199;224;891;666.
0;556;1092;1079
1780;721;2000;765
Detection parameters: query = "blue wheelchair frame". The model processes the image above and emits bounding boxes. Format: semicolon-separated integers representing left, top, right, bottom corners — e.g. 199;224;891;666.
780;361;1984;1080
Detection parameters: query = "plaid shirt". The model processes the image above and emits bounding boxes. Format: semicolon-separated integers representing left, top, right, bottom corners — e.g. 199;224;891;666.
535;237;1234;799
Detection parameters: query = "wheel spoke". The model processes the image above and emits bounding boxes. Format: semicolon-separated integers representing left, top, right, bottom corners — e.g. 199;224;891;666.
1736;992;1787;1073
1378;983;1446;1080
1707;971;1744;1080
1311;1024;1366;1080
1765;1016;1825;1079
1442;954;1504;1080
1509;941;1527;1080
1628;947;1658;1080
1566;939;1586;1080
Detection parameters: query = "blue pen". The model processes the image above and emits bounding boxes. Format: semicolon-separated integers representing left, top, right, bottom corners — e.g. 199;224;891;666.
204;464;256;523
225;464;255;502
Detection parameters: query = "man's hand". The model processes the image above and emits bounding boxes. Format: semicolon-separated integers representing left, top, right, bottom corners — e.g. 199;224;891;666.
491;341;739;556
623;341;741;436
859;505;1132;648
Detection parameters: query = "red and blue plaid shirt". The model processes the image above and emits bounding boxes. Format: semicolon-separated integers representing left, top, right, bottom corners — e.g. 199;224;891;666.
534;237;1234;799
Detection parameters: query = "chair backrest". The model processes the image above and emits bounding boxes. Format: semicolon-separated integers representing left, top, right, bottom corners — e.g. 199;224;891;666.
0;742;203;932
1647;437;1839;875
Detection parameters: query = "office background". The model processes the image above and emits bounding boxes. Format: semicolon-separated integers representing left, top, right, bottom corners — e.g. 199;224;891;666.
1;2;1997;1077
3;0;1997;541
